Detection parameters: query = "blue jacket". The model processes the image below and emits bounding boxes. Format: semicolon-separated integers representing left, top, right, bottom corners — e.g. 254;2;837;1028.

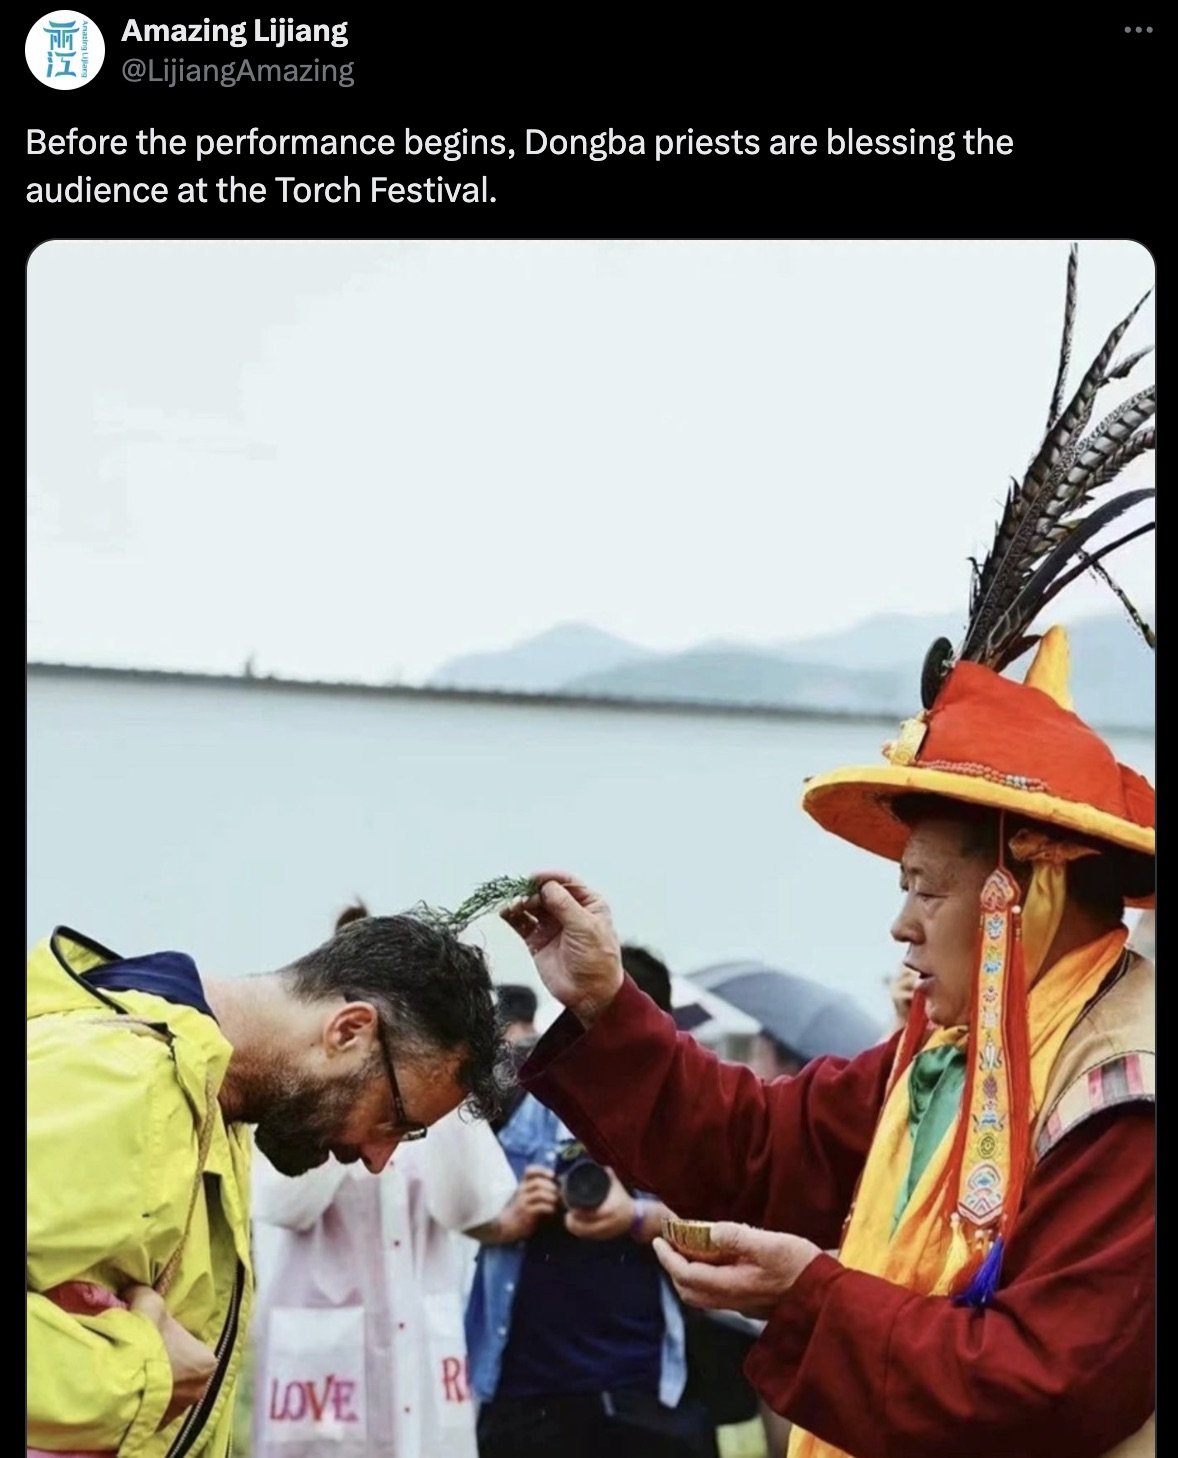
465;1092;687;1406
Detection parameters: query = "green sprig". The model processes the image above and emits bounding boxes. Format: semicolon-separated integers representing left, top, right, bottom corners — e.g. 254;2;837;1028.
414;875;540;934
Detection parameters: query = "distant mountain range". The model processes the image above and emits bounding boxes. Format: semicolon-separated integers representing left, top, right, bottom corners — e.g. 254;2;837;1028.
428;612;1155;731
431;624;658;693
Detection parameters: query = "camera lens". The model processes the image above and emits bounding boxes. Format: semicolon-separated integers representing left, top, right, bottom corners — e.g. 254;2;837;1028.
560;1160;612;1211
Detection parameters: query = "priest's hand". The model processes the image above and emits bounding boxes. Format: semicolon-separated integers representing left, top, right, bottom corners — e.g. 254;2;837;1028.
500;871;624;1028
653;1222;821;1320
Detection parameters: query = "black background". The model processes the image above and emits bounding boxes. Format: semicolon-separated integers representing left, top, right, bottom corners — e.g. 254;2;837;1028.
21;12;1165;250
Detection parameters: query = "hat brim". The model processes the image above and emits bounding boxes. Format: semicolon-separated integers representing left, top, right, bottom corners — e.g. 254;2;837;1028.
802;764;1154;907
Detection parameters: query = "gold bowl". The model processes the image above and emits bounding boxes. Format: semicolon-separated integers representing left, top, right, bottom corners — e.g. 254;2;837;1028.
661;1218;717;1255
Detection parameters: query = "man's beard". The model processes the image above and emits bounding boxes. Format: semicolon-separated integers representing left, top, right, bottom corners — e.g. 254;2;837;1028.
253;1063;374;1177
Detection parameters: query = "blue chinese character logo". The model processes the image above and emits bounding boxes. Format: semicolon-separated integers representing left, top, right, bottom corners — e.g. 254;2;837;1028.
44;19;79;79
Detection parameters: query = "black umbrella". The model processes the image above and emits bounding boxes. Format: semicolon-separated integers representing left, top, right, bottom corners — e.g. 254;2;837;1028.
688;960;882;1063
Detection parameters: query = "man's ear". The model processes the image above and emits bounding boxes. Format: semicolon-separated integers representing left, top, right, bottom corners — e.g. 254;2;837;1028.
324;1000;379;1055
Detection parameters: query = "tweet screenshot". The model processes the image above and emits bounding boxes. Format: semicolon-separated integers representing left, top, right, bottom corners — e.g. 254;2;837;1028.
26;14;1157;1458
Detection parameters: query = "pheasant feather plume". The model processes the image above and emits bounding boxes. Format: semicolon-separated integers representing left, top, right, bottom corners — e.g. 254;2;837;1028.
921;246;1155;708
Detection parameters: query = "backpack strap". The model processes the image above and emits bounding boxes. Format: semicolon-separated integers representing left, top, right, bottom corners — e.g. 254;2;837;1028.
156;1072;218;1297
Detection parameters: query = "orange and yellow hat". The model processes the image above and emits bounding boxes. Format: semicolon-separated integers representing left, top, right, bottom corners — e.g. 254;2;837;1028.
803;626;1154;890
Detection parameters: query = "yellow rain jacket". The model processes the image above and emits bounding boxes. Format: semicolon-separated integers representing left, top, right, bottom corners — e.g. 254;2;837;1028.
28;928;254;1458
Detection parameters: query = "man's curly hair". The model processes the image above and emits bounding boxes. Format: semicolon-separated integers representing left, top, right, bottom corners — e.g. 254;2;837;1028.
284;905;509;1122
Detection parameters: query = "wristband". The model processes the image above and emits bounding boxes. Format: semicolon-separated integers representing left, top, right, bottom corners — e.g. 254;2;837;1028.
629;1198;649;1240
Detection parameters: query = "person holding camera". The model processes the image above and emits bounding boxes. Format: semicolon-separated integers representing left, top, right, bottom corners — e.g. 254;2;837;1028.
465;948;719;1458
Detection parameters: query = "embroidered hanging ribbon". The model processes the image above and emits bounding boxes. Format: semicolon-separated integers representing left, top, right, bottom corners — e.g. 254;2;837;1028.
941;861;1029;1301
947;829;1101;1301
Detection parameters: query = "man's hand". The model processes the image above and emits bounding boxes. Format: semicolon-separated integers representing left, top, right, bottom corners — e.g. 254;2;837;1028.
653;1221;821;1320
124;1285;216;1430
500;871;624;1027
504;1166;561;1240
564;1168;635;1241
468;1166;560;1245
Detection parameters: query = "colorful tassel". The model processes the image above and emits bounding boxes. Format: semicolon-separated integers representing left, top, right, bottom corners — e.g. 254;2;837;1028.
931;1212;973;1296
953;1235;1006;1308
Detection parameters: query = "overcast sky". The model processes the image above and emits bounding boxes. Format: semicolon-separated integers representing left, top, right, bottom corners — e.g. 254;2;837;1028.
27;239;1155;684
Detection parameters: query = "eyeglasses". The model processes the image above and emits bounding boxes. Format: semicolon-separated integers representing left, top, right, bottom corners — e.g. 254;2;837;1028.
376;1020;428;1142
347;993;428;1142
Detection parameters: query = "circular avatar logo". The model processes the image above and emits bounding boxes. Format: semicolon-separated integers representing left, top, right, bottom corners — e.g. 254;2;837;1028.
26;13;105;88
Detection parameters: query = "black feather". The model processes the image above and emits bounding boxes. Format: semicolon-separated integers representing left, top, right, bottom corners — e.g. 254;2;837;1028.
1045;244;1079;434
1103;345;1153;384
1048;387;1155;505
984;488;1154;668
1081;555;1155;650
1016;522;1155;641
1085;427;1155;495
